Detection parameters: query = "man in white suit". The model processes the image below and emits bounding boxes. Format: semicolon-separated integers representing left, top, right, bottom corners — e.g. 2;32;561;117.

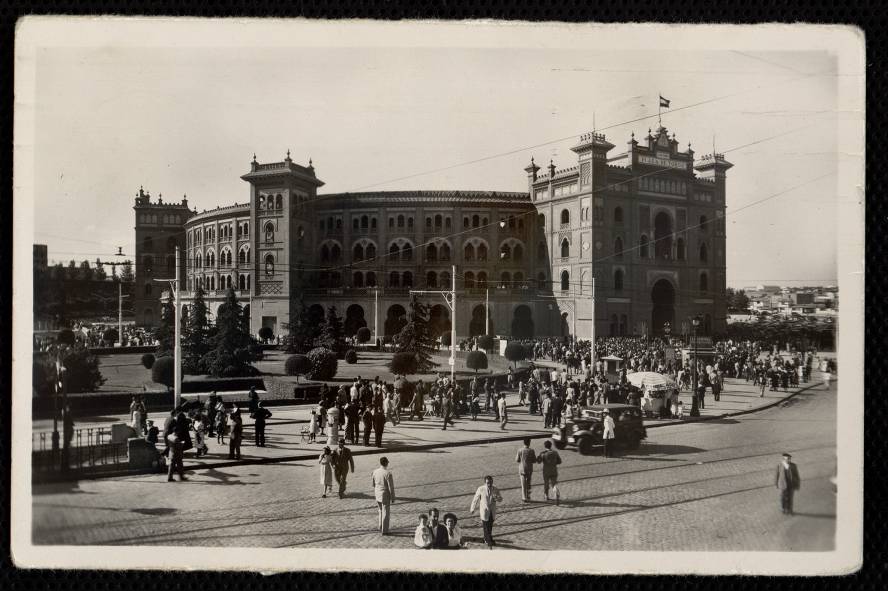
470;475;503;549
371;457;396;534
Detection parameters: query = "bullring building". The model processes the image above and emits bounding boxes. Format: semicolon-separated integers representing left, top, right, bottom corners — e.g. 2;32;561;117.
133;124;731;341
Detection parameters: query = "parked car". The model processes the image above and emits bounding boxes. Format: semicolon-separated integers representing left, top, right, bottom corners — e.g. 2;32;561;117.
551;403;647;455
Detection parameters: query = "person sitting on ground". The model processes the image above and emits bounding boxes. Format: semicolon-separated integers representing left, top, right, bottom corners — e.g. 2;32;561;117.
413;514;433;549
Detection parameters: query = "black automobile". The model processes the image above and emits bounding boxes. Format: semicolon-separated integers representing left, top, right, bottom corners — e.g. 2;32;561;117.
551;403;647;455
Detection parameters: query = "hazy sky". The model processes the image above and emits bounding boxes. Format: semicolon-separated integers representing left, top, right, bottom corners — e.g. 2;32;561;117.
29;32;841;288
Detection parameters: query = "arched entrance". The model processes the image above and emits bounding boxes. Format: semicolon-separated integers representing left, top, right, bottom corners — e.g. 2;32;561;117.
651;279;675;336
560;312;570;337
511;305;534;339
654;211;673;260
429;304;450;338
469;304;489;337
384;304;407;337
345;304;367;337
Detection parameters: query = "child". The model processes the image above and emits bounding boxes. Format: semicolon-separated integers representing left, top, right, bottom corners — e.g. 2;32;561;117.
308;410;318;443
193;415;209;457
215;408;227;445
413;514;433;549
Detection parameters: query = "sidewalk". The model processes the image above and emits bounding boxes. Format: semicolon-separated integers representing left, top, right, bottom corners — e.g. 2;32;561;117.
33;376;826;474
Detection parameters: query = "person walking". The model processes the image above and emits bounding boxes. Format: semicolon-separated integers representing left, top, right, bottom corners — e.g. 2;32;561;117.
372;406;386;447
253;402;272;447
441;394;455;431
542;392;553;428
470;475;503;549
516;438;537;502
602;408;615;458
537;439;562;504
332;439;355;498
165;412;190;482
497;392;508;430
362;407;373;446
775;452;801;515
319;446;333;498
227;406;243;460
371;457;396;535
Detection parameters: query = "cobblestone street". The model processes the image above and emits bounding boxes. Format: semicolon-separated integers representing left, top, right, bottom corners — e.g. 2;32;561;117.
32;380;836;551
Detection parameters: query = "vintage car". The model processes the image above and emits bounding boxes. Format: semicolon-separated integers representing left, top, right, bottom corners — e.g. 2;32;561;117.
551;403;647;455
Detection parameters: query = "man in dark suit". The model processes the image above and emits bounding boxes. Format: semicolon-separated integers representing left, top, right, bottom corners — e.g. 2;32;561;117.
332;439;355;498
775;452;801;515
516;438;537;502
428;508;449;549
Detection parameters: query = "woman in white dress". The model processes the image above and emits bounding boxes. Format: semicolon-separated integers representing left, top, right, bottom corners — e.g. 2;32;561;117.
318;447;333;497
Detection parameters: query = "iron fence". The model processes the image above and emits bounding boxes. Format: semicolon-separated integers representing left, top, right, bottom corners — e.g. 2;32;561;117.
32;427;129;476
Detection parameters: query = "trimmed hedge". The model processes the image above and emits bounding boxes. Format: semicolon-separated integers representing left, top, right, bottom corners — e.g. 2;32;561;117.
285;354;312;377
307;347;338;380
345;349;358;364
477;335;494;352
151;356;174;388
389;351;418;376
466;350;489;373
356;327;372;344
141;353;155;369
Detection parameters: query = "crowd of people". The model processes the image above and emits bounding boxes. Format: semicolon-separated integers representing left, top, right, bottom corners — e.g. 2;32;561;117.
34;324;156;351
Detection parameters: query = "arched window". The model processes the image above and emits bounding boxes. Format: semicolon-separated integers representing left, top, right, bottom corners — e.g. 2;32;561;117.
478;243;488;261
367;272;377;287
435;214;443;228
389;244;399;259
500;244;511;260
371;217;377;229
264;222;274;243
560;238;570;258
676;238;686;261
560;270;570;291
264;254;275;277
700;215;708;230
361;215;369;229
472;215;480;228
353;244;364;262
331;244;342;262
243;222;249;236
143;256;154;273
389;271;400;288
196;253;202;268
144;283;152;296
402;271;413;288
353;272;364;288
464;271;475;288
320;244;330;263
640;235;649;259
615;237;624;259
402;244;413;262
500;271;511;288
513;244;523;262
514;271;524;286
700;272;709;292
537;272;547;289
335;218;342;229
426;217;433;229
426;244;437;262
407;217;414;229
143;236;153;251
464;243;475;261
440;243;451;261
427;271;438;288
239;274;246;290
397;215;405;228
445;217;452;230
366;244;376;260
560;209;570;226
614;268;624;291
620;314;628;336
464;217;469;229
353;218;360;230
477;272;488;289
614;207;624;223
699;242;708;263
388;217;394;229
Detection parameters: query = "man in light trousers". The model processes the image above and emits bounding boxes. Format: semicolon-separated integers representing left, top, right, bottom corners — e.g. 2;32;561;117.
371;456;396;534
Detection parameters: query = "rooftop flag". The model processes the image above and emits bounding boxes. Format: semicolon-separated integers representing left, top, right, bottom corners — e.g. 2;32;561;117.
659;95;670;108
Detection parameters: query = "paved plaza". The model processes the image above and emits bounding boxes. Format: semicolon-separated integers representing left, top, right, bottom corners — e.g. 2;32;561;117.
32;378;836;551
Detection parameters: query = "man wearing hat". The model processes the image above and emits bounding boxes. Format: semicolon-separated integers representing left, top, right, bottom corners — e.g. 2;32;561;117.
602;408;616;458
332;439;355;498
775;452;801;515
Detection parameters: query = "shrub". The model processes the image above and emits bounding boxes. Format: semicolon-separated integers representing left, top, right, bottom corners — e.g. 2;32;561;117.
285;354;312;377
345;349;358;364
151;356;175;388
504;342;527;367
103;328;119;344
307;347;338;380
141;353;156;369
389;351;418;376
466;350;488;373
356;327;372;344
440;332;452;347
477;335;494;353
57;329;76;346
258;326;274;343
61;344;106;393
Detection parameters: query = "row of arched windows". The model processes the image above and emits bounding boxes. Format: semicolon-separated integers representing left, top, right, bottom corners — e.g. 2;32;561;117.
426;215;452;230
258;194;283;210
352;243;378;262
388;215;415;230
352;216;378;230
139;213;182;225
426;243;452;262
606;269;708;292
194;247;250;268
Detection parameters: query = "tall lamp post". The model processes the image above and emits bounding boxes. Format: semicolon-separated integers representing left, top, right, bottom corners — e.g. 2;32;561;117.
690;316;701;417
154;246;182;410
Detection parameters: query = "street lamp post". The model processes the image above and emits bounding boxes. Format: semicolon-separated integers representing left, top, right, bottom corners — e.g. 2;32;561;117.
154;246;182;410
690;316;701;417
410;264;457;386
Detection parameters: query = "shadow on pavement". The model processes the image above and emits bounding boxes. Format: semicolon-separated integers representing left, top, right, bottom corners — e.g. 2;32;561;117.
627;443;707;456
130;507;178;516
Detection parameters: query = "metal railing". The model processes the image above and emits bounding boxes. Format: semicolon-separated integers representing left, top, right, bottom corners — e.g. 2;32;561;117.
32;427;129;476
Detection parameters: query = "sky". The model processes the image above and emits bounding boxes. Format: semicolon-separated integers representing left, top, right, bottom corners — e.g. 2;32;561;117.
27;26;844;289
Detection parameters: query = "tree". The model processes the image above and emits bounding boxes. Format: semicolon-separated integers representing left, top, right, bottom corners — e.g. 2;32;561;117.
726;288;750;312
504;341;527;368
393;296;437;373
79;260;94;281
466;350;488;374
440;332;452;348
94;259;108;281
153;292;175;356
356;326;372;344
258;326;274;343
317;305;346;356
151;356;175;389
282;298;322;354
478;334;495;353
201;288;258;377
306;347;338;380
182;285;211;374
33;343;106;395
119;261;134;283
389;351;419;376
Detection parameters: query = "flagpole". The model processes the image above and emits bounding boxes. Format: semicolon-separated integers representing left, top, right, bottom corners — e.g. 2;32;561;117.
658;93;661;126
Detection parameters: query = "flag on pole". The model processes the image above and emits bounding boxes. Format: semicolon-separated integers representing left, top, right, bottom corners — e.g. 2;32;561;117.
659;95;670;108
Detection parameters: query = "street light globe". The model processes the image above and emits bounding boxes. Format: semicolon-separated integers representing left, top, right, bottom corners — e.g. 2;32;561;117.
692;317;700;328
499;219;506;229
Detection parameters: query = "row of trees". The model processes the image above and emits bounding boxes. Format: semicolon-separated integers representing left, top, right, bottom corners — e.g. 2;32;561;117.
33;329;107;396
726;313;836;349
